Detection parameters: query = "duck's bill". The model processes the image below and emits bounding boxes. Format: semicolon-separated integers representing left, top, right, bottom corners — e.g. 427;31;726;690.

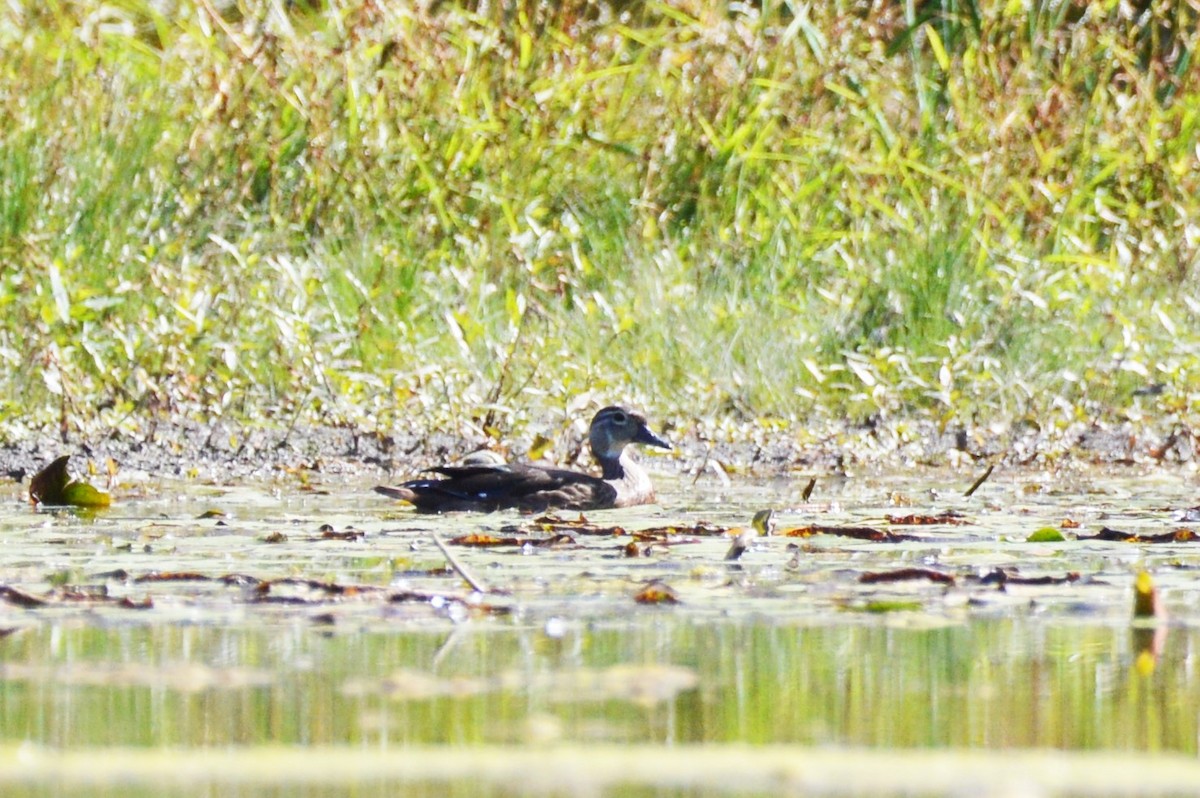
634;425;672;450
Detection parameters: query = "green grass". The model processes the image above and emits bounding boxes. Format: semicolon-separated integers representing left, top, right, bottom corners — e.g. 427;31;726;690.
0;0;1197;442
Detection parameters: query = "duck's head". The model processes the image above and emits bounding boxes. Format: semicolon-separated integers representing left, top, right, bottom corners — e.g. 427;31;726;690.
589;405;671;461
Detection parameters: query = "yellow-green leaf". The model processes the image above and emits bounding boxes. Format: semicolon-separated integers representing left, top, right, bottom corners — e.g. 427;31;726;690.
61;481;112;508
1027;527;1065;543
1133;571;1161;619
30;455;112;508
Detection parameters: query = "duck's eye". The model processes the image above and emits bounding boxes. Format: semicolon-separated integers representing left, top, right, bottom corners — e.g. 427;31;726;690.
612;411;628;424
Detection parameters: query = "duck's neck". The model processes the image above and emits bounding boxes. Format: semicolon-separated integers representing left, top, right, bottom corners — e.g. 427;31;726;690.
599;449;652;491
596;449;630;481
594;446;655;507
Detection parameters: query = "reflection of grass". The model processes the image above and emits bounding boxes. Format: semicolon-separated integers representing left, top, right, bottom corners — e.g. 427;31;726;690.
860;600;926;614
1;3;1198;440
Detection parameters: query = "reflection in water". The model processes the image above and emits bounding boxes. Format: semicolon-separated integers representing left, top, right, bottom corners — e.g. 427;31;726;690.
0;617;1195;753
4;472;1200;795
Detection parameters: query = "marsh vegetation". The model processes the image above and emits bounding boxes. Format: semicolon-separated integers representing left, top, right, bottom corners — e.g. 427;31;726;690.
1;0;1197;450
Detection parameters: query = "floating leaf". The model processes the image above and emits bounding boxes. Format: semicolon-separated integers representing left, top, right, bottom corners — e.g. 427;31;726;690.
0;586;48;608
1079;527;1196;544
859;568;955;586
62;481;111;507
980;569;1080;586
321;526;365;541
1027;527;1065;543
634;581;679;605
449;534;517;546
1133;571;1163;620
888;511;969;526
751;509;776;536
783;524;917;543
29;455;112;508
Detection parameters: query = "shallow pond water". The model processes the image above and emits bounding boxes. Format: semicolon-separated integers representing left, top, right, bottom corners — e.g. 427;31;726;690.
2;466;1200;795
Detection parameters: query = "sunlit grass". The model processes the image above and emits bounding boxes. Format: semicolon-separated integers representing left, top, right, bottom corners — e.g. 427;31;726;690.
0;1;1197;443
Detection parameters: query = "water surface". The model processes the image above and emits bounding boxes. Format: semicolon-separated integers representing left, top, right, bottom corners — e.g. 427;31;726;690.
2;467;1199;795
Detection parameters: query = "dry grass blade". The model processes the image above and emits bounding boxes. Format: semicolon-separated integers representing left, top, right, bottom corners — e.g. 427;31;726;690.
964;465;994;498
431;532;490;594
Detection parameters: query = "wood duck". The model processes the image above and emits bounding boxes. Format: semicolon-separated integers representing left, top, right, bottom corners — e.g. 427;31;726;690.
374;406;671;512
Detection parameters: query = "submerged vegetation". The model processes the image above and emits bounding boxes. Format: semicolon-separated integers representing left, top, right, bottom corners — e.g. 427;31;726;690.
0;0;1197;447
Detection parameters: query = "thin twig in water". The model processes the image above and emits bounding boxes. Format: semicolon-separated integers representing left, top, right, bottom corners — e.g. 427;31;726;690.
692;445;712;486
964;464;995;498
432;532;489;594
800;477;816;502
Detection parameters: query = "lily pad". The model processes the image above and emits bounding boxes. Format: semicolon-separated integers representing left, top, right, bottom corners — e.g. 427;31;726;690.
1027;527;1065;543
29;455;112;508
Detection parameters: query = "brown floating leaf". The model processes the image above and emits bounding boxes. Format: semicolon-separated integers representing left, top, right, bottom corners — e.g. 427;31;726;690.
628;523;729;541
657;522;726;537
1133;571;1163;619
536;534;577;547
0;586;48;608
449;534;521;546
29;455;112;508
1061;518;1081;529
561;524;626;537
623;541;642;557
782;524;917;543
321;526;365;541
1078;527;1197;544
520;516;725;538
388;590;445;604
979;568;1080;586
268;578;382;596
859;568;955;586
887;512;969;526
448;533;575;548
250;595;318;605
515;516;626;536
133;572;213;583
634;581;679;605
530;513;590;527
28;456;69;502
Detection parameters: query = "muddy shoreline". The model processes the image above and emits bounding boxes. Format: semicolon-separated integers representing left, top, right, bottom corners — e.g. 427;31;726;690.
0;415;1193;487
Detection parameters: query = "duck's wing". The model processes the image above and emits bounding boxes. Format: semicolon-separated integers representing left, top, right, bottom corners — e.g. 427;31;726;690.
375;464;615;512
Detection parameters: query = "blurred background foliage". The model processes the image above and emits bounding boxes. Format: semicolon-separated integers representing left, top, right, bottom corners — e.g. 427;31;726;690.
0;0;1197;444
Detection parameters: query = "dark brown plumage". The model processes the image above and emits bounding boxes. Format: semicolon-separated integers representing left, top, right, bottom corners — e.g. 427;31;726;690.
374;406;670;512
